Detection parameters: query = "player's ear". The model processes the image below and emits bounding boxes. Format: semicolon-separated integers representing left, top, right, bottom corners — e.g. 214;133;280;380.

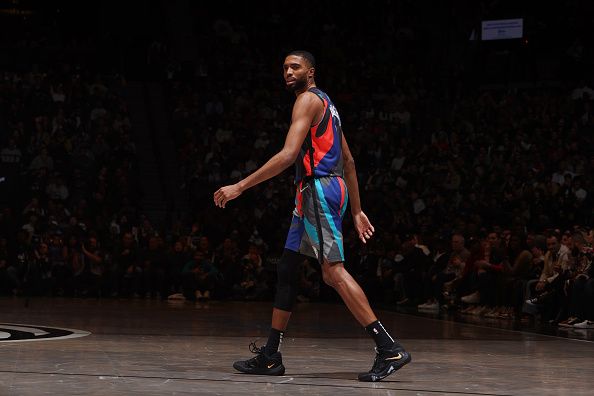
308;67;315;79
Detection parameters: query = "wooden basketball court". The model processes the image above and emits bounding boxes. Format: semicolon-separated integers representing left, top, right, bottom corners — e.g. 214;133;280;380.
1;297;593;395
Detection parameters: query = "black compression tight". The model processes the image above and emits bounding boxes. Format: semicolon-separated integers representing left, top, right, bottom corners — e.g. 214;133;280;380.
273;249;303;311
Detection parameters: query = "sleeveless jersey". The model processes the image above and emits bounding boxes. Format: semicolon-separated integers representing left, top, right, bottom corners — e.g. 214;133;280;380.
294;87;344;182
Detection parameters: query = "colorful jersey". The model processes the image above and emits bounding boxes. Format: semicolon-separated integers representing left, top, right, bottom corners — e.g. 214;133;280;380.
294;88;344;182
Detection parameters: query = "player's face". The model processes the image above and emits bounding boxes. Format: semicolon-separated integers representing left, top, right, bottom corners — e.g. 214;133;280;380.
283;55;313;93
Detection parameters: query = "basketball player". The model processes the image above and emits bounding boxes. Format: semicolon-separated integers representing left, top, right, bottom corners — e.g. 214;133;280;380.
213;50;410;382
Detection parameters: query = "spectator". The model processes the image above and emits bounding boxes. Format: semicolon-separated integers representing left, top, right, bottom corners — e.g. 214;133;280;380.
182;250;219;301
525;233;571;322
392;233;432;306
460;231;506;310
111;232;140;297
82;236;105;297
140;235;167;299
29;147;54;172
557;232;593;327
165;240;190;299
419;234;469;310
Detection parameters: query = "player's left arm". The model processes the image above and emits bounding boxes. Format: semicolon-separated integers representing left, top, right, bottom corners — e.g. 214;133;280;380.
341;132;374;243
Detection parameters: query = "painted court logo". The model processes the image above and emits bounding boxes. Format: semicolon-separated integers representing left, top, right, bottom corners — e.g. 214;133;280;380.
0;323;90;343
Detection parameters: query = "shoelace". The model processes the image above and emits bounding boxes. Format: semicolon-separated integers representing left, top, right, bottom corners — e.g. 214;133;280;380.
249;342;265;355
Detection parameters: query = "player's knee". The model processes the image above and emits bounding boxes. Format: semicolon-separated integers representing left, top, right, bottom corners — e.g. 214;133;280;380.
273;249;301;311
321;264;342;288
321;267;334;287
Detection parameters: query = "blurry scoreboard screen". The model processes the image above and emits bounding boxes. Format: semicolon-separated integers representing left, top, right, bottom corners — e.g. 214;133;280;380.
481;19;523;40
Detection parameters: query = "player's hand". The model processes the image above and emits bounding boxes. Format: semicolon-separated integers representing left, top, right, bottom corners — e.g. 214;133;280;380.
353;211;375;244
213;184;242;208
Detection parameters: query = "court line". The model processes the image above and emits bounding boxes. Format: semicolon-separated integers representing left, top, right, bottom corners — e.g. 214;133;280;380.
0;369;514;396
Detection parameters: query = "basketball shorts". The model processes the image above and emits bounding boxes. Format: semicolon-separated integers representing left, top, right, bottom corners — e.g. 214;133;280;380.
284;176;348;263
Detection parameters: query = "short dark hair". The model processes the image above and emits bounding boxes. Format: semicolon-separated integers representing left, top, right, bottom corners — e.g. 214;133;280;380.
287;50;316;68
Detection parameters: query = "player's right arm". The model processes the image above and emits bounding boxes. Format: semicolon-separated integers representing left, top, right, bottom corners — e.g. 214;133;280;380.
213;92;322;208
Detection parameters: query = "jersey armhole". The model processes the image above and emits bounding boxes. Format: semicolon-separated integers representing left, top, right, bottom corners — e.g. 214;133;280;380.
307;90;326;128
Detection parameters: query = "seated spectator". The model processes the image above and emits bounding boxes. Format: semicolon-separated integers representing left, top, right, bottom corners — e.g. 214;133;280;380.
110;232;141;297
29;147;54;172
27;241;53;296
459;231;506;313
419;234;469;310
64;235;86;297
488;233;533;319
393;233;432;306
182;250;219;301
22;197;45;219
140;235;167;299
48;232;68;296
214;237;241;299
456;236;489;315
525;233;571;322
82;236;105;297
233;246;268;301
4;230;32;296
557;232;593;328
165;240;190;299
377;243;398;304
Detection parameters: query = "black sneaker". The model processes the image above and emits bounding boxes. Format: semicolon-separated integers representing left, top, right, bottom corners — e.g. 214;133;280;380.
233;342;285;376
358;344;411;382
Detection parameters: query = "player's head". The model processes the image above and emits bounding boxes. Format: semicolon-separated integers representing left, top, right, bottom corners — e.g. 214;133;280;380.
283;50;316;93
287;50;316;68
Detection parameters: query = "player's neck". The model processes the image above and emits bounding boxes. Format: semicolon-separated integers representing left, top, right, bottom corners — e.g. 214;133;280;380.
294;81;316;97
